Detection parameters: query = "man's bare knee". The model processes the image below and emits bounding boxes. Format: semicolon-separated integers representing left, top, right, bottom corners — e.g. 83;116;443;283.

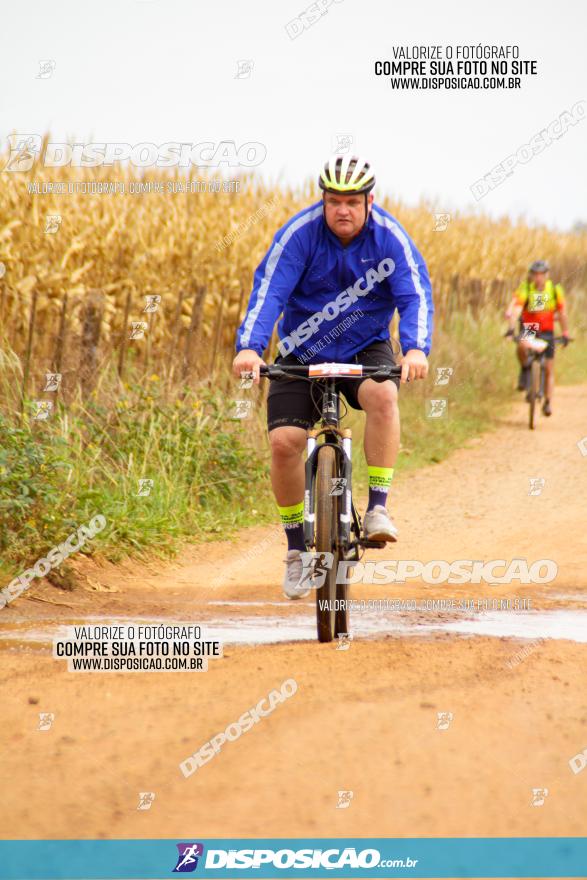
269;427;306;462
359;380;398;420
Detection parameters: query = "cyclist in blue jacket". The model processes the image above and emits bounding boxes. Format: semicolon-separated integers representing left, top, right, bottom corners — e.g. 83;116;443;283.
233;156;434;598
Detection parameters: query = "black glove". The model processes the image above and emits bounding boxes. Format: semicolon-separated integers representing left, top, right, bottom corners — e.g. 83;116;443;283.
504;328;514;338
562;335;570;347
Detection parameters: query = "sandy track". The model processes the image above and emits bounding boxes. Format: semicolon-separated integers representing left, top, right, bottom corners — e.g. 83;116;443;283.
1;384;587;843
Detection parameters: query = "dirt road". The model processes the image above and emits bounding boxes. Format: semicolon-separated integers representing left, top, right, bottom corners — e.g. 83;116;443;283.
1;384;587;843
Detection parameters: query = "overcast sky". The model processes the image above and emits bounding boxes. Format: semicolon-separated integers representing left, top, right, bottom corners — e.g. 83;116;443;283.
1;0;585;230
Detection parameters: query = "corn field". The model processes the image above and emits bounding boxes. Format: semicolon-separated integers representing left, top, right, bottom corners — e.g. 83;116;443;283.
1;145;586;403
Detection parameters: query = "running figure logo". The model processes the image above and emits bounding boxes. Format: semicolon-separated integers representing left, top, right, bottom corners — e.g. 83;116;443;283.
434;366;453;386
332;134;354;154
232;400;253;419
36;60;56;79
32;401;53;421
336;790;354;809
136;792;155;810
528;478;545;497
521;322;539;340
129;321;148;340
235;59;254;79
238;370;254;389
44;214;62;234
143;294;161;313
299;552;334;590
433;212;451;232
2;134;42;172
531;788;548;807
43;372;62;392
38;713;55;731
530;292;547;311
173;843;204;872
437;711;454;730
427;399;447;419
329;477;347;496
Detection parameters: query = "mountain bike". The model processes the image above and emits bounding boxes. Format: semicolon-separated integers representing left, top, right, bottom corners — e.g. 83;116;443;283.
260;362;402;643
509;334;571;430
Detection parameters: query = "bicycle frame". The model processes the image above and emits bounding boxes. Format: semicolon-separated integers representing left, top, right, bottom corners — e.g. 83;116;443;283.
526;348;547;397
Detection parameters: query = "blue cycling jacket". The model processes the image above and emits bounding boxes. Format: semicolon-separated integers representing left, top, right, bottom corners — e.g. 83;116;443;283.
235;201;433;362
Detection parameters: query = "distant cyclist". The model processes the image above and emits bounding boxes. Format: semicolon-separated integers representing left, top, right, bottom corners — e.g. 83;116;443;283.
505;260;569;416
232;156;433;598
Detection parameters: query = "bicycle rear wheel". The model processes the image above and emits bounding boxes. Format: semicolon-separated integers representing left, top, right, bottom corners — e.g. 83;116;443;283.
315;445;339;643
529;359;540;430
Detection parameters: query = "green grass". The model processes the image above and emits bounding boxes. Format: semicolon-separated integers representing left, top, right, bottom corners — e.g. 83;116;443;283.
0;362;274;583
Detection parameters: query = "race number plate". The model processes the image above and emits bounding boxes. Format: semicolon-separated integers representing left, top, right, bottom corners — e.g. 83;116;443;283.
308;363;363;377
525;337;549;353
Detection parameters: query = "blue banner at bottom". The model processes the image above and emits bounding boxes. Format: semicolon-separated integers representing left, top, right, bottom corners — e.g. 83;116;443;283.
0;838;585;879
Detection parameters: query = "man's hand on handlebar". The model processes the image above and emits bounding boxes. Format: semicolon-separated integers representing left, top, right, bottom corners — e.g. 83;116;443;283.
232;349;265;386
400;349;428;384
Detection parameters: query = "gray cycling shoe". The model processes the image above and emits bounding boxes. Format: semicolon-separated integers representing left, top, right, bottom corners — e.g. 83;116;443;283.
363;505;399;542
282;549;312;599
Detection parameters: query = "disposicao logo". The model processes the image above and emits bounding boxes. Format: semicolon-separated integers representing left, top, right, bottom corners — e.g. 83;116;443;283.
173;843;204;873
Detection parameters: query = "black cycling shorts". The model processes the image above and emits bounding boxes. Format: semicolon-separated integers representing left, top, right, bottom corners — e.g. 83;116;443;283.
267;339;399;432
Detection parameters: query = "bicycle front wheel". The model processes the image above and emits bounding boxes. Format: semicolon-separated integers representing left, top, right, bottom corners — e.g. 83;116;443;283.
315;445;339;643
529;359;540;430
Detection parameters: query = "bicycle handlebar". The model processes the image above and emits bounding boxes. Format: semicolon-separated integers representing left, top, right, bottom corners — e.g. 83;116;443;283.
259;363;403;380
508;333;573;344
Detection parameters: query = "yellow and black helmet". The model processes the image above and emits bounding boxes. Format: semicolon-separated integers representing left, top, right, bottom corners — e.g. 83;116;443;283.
318;155;375;195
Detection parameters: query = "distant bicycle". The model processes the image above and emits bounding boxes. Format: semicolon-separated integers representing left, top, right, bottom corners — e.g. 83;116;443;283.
260;361;402;642
506;332;572;430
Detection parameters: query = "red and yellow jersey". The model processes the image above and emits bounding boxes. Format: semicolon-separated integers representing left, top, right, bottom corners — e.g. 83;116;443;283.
514;279;565;333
